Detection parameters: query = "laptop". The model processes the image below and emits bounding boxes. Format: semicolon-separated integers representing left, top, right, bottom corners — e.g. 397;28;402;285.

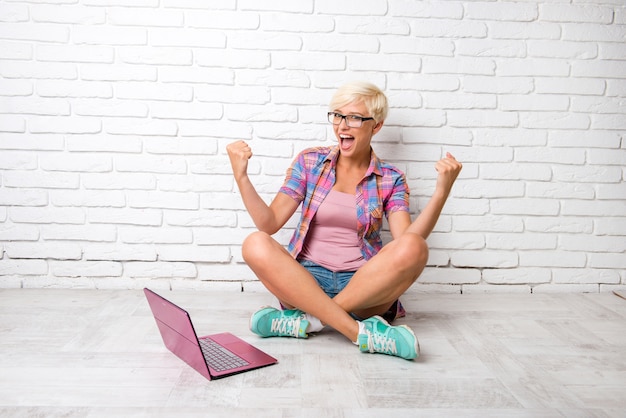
143;288;277;380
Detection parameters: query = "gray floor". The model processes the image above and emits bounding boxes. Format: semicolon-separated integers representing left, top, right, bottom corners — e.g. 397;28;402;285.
0;288;624;417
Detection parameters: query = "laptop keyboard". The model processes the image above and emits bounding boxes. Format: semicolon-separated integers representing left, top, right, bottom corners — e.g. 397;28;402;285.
199;338;250;372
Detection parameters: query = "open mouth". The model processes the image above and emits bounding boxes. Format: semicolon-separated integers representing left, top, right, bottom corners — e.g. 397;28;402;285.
339;134;354;150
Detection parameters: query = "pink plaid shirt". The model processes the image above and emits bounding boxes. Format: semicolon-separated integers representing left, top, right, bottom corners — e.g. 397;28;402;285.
279;146;410;263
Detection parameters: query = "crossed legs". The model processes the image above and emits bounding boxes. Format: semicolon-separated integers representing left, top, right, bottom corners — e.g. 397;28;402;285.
242;231;428;342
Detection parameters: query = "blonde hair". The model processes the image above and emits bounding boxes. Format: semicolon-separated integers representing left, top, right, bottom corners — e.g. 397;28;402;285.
329;81;388;123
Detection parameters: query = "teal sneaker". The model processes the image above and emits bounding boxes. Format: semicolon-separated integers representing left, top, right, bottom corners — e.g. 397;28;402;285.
250;306;309;338
357;316;419;360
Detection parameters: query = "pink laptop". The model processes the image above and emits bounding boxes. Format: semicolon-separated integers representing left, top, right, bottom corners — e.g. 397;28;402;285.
144;288;277;380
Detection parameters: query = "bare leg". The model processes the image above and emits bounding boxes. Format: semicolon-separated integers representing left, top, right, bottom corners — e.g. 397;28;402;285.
242;231;360;342
333;232;428;319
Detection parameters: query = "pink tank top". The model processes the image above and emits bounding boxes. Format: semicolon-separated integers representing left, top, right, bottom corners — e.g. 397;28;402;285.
299;190;365;271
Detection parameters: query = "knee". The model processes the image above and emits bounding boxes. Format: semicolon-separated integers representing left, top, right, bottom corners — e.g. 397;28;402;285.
241;230;273;265
393;233;429;274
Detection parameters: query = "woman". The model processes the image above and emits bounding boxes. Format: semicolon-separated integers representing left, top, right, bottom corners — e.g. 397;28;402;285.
226;81;462;360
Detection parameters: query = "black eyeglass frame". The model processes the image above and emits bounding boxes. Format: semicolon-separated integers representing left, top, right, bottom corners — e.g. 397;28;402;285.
327;112;375;128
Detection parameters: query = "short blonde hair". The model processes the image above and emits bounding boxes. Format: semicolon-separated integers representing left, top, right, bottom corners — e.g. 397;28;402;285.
329;81;388;123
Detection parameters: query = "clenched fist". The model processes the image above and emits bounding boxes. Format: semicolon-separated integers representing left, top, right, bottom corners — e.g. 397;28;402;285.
226;140;253;182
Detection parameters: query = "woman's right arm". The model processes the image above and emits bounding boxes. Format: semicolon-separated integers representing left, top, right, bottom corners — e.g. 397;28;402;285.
226;140;299;234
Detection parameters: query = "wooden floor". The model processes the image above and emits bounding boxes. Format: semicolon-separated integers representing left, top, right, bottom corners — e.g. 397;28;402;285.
0;288;624;417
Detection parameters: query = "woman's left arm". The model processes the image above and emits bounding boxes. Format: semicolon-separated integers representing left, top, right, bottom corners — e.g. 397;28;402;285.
389;153;462;240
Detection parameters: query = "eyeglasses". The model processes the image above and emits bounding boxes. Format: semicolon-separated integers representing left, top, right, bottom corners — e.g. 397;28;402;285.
327;112;374;128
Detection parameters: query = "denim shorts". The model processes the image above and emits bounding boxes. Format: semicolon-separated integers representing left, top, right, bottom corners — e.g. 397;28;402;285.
296;259;405;322
299;259;355;298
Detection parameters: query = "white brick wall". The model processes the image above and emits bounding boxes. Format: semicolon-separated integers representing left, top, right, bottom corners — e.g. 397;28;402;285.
0;0;624;293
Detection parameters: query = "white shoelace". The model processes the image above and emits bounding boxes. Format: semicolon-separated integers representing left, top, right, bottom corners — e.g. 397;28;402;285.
270;317;302;337
365;330;398;355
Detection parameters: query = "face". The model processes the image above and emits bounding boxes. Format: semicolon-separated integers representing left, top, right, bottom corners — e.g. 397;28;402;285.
332;101;383;160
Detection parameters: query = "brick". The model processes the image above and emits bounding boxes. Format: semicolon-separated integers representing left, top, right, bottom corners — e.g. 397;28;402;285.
448;110;518;128
0;23;69;43
120;226;192;244
0;189;47;206
451;250;518;268
419;267;481;285
88;208;162;226
114;155;187;174
491;198;560;216
388;73;460;92
237;70;310;88
83;244;157;261
4;171;80;190
37;45;114;64
41;224;117;242
128;191;199;210
454;215;523;233
487;233;557;250
410;19;487;38
0;151;37;170
74;26;146;46
229;32;301;51
553;165;622;183
144;137;219;155
548;130;620;149
82;0;158;6
239;0;312;13
158;245;230;262
0;62;77;80
0;259;48;276
66;135;142;153
80;64;157;82
562;22;626;43
50;190;125;208
123;261;196;279
423;92;496;110
50;261;123;278
165;210;236;227
559;234;625;253
105;119;178;136
454;179;524;199
0;79;32;96
316;0;385;16
82;172;155;190
29;116;102;134
0;116;25;133
535;77;606;95
390;0;463;19
402;127;472;147
489;22;561;40
0;97;70;115
195;50;270;69
423;57;494;75
457;39;526;58
552;268;620;285
187;11;259;30
178;120;252;139
336;16;408;35
540;4;613;24
108;7;184;27
40;153;112;173
118;47;193;66
272;51;345;71
499;94;570;112
594;218;626;236
151;28;225;48
31;5;106;24
562;200;625;217
528;40;597;59
527;181;595;200
73;99;149;118
525;217;593;234
307;34;379;54
572;60;626;79
226;104;298;123
481;163;551;181
466;2;537;22
483;268;550;285
588;253;626;269
5;243;82;260
519;251;586;268
592;114;626;130
0;223;39;241
0;41;32;60
10;206;85;224
520;112;590;130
